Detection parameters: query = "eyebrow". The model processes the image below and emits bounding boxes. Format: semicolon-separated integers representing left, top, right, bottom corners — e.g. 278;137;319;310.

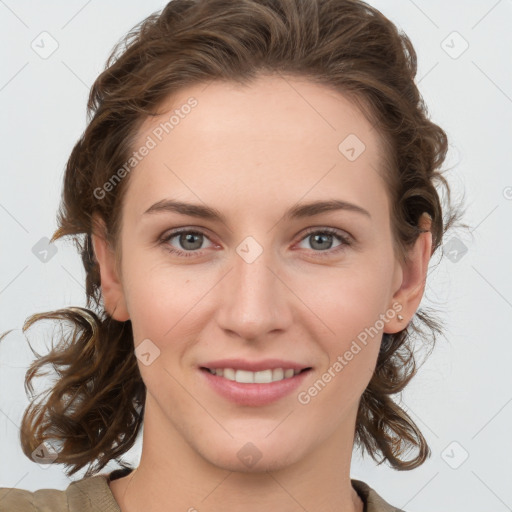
143;198;371;222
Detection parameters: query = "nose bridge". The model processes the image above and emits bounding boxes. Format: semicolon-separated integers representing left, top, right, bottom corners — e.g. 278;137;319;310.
217;234;289;338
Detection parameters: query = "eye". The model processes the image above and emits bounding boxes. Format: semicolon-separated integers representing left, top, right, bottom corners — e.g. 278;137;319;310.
159;229;214;258
296;227;352;257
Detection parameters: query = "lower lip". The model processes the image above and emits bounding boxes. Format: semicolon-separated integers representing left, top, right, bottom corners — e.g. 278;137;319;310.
199;368;312;406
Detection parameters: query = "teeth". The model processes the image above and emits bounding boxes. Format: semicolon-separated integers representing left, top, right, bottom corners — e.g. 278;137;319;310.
208;367;302;383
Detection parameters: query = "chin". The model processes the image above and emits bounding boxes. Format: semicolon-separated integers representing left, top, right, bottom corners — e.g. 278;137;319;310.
213;455;297;474
202;439;304;474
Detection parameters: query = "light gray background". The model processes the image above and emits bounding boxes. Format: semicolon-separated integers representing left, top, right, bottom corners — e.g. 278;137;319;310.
0;1;511;511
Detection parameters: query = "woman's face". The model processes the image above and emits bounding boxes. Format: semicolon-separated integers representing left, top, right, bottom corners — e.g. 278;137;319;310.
95;74;422;472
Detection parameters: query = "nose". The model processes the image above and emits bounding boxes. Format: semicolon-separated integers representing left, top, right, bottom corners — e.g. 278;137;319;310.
215;241;292;340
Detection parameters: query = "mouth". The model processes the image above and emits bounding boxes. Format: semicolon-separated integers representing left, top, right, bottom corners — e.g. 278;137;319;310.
199;366;313;406
200;366;313;383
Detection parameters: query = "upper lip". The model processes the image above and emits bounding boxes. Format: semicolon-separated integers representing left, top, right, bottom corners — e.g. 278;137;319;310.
200;358;312;372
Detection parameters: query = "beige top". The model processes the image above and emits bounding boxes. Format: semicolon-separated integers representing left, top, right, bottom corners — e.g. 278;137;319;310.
0;468;405;511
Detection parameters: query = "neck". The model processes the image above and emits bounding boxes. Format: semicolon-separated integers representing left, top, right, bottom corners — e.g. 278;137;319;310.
109;395;364;512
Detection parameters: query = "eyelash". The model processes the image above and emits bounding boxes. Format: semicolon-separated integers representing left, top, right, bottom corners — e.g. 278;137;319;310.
158;227;353;259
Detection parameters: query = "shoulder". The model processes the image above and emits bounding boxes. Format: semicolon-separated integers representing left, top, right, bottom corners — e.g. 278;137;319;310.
0;471;121;512
351;479;407;512
0;485;68;511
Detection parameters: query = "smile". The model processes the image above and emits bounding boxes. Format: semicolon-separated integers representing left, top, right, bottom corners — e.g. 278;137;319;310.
199;367;313;406
203;367;310;383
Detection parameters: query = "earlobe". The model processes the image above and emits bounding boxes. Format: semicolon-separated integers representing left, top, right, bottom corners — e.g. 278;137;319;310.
385;213;433;333
91;215;130;322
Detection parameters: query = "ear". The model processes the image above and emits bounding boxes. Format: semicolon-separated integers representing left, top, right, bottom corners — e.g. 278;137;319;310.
91;214;130;322
385;213;433;333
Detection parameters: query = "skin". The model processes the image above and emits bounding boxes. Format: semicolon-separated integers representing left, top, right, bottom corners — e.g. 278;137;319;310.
92;74;432;512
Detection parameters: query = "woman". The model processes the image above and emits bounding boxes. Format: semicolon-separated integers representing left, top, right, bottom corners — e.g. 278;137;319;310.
0;0;461;510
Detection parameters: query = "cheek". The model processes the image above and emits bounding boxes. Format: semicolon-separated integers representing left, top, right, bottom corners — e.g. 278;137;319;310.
304;262;393;338
122;251;212;345
299;262;392;387
301;281;385;414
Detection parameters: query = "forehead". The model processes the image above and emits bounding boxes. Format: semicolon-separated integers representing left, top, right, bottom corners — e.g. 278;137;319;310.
135;74;381;151
123;75;389;222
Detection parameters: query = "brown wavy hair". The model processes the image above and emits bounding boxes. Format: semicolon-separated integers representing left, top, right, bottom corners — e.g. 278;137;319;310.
1;0;464;478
